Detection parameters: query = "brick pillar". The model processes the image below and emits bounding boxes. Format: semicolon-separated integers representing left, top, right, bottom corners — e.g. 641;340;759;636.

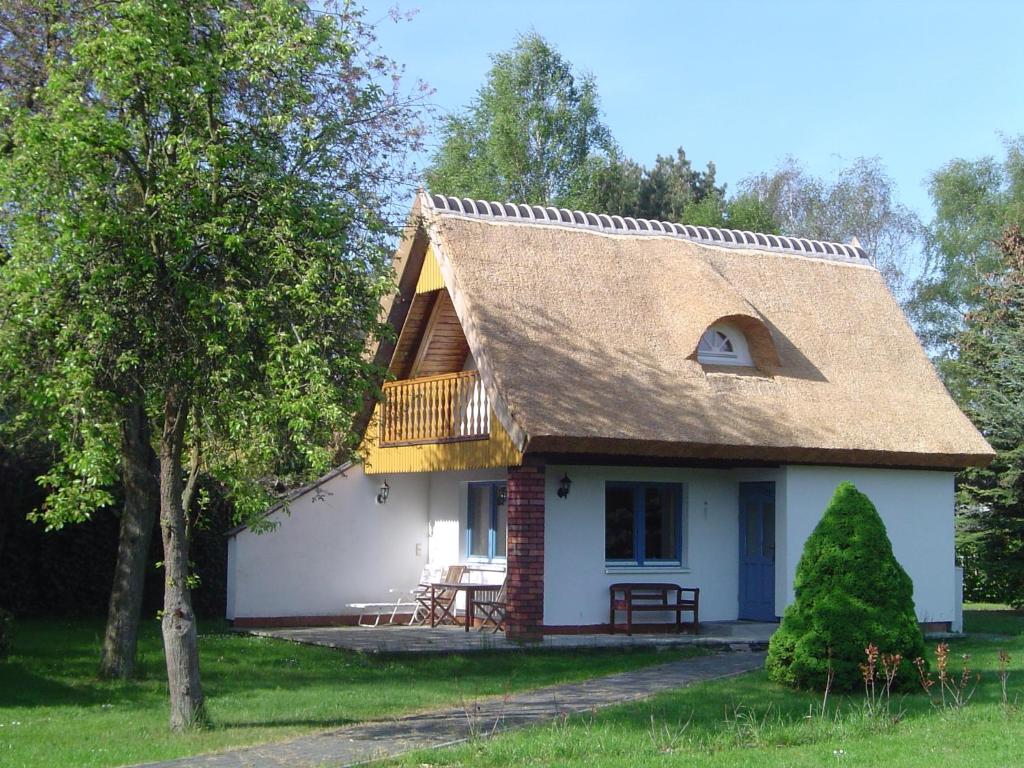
506;462;545;640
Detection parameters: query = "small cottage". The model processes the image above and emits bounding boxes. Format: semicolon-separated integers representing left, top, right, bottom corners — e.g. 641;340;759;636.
226;192;993;638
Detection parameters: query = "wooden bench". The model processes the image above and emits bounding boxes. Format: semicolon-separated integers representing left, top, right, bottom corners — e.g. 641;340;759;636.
609;582;699;636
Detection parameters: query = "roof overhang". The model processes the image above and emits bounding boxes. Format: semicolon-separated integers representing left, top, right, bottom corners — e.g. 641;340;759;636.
524;435;992;472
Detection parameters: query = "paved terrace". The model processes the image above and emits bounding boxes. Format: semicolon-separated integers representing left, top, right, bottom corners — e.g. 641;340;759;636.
242;620;776;654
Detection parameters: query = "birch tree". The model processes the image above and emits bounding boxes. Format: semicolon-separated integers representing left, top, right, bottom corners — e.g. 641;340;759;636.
425;32;613;207
741;157;920;298
910;138;1024;358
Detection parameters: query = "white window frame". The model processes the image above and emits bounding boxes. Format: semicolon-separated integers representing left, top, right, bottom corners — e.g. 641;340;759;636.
697;322;753;366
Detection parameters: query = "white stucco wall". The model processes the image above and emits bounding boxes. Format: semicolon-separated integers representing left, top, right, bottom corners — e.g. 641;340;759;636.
541;463;954;628
781;466;957;624
543;465;782;626
226;466;506;620
227;466;430;620
227;461;956;627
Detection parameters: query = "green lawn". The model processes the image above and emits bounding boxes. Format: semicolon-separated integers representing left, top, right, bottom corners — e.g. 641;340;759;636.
0;619;701;768
391;608;1024;768
964;603;1024;635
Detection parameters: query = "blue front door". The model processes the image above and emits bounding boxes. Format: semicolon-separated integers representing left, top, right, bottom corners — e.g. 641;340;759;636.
739;482;776;621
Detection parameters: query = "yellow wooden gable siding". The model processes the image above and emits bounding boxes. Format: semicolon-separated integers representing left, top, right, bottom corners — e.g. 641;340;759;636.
415;245;446;294
361;401;522;474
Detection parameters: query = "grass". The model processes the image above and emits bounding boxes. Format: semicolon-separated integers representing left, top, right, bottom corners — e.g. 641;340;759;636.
963;602;1024;635
0;618;701;768
390;607;1024;768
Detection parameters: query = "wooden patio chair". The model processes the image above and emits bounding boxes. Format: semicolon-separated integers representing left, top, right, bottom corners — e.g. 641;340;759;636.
473;579;507;633
401;565;440;626
415;564;466;626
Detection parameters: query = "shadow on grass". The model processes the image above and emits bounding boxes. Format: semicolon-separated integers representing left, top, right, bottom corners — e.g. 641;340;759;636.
199;638;697;697
964;608;1024;636
0;620;169;709
4;617;702;740
0;662;90;708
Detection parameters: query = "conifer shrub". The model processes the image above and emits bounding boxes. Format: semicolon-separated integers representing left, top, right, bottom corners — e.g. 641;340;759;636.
766;482;925;691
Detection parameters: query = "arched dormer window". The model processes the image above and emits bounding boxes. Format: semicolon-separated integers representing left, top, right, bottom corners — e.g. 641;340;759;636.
697;323;753;366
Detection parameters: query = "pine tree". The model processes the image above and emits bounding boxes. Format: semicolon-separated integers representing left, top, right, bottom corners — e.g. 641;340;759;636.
953;226;1024;607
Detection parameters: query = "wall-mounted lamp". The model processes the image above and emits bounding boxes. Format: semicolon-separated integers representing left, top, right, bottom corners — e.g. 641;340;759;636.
376;479;390;505
557;473;572;499
496;485;508;505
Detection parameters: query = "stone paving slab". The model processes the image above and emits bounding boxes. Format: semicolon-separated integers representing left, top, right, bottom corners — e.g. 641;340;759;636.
245;621;776;655
136;651;766;768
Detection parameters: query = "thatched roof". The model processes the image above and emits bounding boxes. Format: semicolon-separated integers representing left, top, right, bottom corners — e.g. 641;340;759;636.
411;193;993;470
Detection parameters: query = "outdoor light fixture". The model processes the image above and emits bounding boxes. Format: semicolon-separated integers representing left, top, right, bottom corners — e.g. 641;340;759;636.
376;479;390;505
496;485;508;505
557;473;572;498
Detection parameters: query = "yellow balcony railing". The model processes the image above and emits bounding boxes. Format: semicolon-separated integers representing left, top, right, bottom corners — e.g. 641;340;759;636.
380;370;490;446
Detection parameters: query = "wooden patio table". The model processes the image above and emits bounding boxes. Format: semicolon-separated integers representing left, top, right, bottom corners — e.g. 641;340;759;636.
430;582;502;631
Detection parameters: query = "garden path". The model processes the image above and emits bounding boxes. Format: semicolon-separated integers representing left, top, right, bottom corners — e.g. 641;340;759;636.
135;650;766;768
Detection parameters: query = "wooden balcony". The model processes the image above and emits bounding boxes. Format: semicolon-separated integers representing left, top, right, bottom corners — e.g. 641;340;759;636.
380;371;490;447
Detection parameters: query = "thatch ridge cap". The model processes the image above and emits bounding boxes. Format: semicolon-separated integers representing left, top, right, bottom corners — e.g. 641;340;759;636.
423;191;873;265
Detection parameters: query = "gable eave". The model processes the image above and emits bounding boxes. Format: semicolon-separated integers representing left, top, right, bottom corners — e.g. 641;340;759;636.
421;197;530;453
350;197;431;448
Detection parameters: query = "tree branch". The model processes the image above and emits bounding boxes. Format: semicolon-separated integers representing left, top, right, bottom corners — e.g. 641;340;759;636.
181;435;201;523
118;147;148;190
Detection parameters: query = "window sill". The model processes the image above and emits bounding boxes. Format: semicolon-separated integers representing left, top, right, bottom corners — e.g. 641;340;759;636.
702;365;771;379
605;565;690;575
466;557;506;568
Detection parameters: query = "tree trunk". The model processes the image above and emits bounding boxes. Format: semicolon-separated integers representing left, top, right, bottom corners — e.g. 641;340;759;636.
158;390;206;731
99;401;159;679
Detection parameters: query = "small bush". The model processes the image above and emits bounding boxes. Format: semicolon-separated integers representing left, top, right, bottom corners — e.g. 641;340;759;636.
0;607;13;660
766;482;925;691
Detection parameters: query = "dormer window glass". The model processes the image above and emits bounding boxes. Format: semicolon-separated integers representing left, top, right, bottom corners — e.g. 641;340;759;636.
697;323;753;366
699;330;735;359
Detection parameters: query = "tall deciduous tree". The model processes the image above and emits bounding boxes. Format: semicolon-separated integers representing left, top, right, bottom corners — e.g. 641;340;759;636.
423;33;774;233
910;138;1024;361
952;226;1024;607
1;0;159;681
741;157;920;297
0;1;77;114
0;0;423;729
425;32;614;206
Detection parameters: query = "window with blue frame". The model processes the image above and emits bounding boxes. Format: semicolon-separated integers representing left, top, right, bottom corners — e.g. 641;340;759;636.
467;482;508;560
605;482;684;565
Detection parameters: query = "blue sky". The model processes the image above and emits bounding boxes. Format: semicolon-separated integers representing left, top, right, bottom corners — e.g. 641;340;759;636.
364;0;1024;221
